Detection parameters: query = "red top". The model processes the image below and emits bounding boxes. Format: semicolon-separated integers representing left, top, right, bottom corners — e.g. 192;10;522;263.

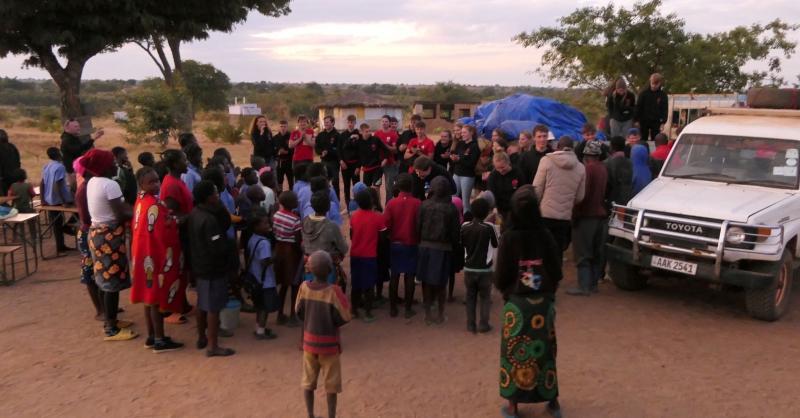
383;192;421;245
291;129;317;161
407;137;435;157
161;175;194;214
373;130;399;165
349;209;387;258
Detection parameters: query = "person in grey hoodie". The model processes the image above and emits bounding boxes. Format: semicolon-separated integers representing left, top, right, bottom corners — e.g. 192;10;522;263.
301;191;350;285
416;176;461;327
533;136;586;264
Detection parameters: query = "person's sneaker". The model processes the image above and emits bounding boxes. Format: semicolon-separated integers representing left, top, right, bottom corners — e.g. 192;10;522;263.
565;287;590;296
144;335;155;349
254;331;278;340
153;339;185;353
478;325;494;334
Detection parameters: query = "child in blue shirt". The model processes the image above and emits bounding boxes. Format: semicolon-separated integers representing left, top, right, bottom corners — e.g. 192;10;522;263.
348;182;367;216
247;210;278;340
41;147;75;252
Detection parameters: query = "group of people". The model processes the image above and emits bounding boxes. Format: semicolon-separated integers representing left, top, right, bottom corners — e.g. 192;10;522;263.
1;73;677;418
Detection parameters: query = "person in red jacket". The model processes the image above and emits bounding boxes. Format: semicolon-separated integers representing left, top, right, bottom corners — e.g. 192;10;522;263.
566;141;608;296
290;115;316;169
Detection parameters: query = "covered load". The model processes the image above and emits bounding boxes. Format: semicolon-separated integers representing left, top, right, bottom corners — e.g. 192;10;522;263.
746;87;800;110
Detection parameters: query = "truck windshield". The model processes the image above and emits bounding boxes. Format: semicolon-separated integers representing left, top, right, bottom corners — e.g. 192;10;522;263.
663;134;800;189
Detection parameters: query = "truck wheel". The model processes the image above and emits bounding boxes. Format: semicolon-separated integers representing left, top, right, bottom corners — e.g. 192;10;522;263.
609;238;648;291
745;250;793;321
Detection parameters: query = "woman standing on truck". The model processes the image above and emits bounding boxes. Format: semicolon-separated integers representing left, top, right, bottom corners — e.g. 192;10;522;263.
495;185;563;418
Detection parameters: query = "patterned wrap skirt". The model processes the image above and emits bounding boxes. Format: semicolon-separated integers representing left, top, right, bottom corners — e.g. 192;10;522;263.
89;223;131;292
500;293;559;404
77;229;94;285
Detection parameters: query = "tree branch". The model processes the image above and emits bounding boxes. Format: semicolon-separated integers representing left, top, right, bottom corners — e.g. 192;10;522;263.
134;40;165;74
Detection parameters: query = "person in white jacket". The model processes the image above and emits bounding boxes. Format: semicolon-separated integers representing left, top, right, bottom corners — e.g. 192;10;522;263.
533;136;586;264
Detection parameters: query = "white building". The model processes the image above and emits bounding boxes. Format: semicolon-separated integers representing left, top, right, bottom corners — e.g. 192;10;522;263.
228;97;262;116
315;91;405;130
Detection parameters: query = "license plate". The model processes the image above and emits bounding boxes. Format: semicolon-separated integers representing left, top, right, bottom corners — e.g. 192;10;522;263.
650;256;697;276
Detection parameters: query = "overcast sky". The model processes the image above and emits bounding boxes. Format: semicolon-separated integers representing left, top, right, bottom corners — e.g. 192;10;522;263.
1;0;798;87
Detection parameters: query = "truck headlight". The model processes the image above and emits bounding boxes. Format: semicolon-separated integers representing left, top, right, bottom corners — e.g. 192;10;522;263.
726;227;746;245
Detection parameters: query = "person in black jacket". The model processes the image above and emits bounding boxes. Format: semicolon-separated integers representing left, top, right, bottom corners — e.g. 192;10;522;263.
61;119;103;190
250;115;276;171
451;124;481;213
315;116;341;201
397;114;421;173
517;124;553;184
599;136;633;282
342;123;390;187
486;152;527;221
460;198;498;334
273;120;294;190
634;73;669;142
606;79;636;138
411;156;456;201
339;115;362;205
0;129;21;194
188;180;236;357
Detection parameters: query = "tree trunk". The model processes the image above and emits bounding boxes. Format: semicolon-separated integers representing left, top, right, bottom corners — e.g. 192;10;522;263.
36;48;87;119
167;36;183;74
152;37;174;88
164;36;193;130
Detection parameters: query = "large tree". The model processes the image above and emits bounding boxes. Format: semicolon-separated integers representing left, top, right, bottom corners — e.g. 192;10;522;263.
182;60;232;114
0;0;147;118
135;0;291;87
514;0;798;93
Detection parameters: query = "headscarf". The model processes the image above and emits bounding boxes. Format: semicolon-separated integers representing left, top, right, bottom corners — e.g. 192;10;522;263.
507;185;543;231
73;156;87;177
81;149;115;176
631;144;652;196
352;182;367;196
479;190;496;210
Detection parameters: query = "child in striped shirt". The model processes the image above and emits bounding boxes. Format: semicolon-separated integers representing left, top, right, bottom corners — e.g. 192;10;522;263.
273;190;303;327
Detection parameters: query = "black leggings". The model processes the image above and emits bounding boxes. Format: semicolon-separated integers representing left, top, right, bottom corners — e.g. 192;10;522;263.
341;164;359;203
98;289;119;330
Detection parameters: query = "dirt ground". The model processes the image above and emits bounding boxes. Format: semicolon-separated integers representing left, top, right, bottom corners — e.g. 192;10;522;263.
3;118;800;417
1;230;799;418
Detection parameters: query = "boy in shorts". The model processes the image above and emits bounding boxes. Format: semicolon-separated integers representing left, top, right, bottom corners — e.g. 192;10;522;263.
248;210;279;340
296;250;351;418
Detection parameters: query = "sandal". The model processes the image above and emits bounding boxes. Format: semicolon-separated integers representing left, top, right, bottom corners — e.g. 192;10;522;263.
104;328;139;341
546;404;563;418
501;406;519;418
116;319;133;328
164;313;188;324
182;305;197;317
196;340;208;350
206;348;236;357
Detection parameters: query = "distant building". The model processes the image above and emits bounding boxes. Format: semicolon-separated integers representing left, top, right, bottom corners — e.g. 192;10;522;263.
315;91;405;130
413;101;481;122
228;97;261;116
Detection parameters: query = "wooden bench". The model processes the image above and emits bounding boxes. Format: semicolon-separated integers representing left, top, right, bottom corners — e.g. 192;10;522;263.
0;245;22;285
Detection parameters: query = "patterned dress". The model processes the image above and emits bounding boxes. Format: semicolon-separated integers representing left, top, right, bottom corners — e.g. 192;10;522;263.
129;191;187;313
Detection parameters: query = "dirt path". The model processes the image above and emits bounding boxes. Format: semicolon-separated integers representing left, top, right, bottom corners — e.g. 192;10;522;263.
1;235;799;418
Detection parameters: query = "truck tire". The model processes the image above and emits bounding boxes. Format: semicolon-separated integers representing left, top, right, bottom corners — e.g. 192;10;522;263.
608;238;648;291
745;250;793;321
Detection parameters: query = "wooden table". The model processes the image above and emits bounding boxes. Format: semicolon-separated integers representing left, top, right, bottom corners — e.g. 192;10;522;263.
36;206;80;260
0;213;40;279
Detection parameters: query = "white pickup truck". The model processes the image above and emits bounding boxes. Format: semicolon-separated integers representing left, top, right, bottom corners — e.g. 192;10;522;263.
606;108;800;321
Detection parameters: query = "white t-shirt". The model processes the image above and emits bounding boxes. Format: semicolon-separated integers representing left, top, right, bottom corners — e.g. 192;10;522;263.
87;177;124;224
261;186;276;211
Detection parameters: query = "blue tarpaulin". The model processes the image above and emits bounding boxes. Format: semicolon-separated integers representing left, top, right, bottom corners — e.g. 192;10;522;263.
469;93;604;142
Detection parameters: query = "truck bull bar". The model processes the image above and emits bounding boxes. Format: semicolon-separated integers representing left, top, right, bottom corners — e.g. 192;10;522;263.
608;204;784;279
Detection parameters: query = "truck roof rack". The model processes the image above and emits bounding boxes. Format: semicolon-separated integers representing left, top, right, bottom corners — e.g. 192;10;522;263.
701;107;800;118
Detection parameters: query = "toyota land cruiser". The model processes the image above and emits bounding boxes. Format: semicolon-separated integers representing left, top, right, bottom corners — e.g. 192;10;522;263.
606;108;800;321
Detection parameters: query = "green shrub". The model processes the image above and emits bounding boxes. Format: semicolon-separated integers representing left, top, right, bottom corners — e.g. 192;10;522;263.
195;110;230;122
433;127;443;134
203;118;248;144
121;81;189;146
37;107;62;132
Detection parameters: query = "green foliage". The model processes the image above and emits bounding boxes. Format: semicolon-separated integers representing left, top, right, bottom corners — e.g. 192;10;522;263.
195;110;230;122
121;80;189;146
514;0;799;93
35;107;63;133
418;81;477;103
203;118;248;144
181;60;232;114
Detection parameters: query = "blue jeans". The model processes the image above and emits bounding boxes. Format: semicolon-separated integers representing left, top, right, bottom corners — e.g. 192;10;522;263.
453;175;474;214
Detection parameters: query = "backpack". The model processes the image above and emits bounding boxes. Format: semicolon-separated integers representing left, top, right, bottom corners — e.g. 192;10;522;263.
235;239;267;306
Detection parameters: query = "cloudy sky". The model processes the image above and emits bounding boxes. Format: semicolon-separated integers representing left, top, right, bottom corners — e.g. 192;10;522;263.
1;0;798;87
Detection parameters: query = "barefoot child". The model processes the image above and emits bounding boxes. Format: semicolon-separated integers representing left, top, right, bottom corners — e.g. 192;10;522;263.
460;198;497;334
247;210;279;340
348;190;387;322
129;167;187;352
296;251;352;418
273;191;303;327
